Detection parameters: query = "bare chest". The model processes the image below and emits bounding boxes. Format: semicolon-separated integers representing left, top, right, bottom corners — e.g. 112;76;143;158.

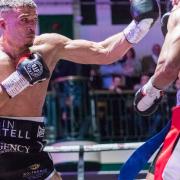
0;58;50;116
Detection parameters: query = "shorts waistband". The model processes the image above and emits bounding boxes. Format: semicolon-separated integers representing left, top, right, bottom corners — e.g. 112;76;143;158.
0;117;45;140
0;116;44;122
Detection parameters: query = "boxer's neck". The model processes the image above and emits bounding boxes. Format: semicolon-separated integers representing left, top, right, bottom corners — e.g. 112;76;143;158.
1;36;30;61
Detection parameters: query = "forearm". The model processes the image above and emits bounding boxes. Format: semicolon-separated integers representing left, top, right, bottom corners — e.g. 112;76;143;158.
152;30;180;89
151;50;177;90
63;24;150;65
152;65;179;90
62;32;131;65
152;58;179;89
99;32;132;63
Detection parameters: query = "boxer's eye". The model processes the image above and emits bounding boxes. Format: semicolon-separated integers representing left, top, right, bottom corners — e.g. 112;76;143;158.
20;18;28;23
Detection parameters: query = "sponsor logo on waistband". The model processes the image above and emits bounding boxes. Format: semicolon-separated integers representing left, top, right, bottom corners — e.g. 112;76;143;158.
0;142;30;153
29;164;40;171
37;141;44;151
0;120;30;139
37;125;45;138
23;168;48;179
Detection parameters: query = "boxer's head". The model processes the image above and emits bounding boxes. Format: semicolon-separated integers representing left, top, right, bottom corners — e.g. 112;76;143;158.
0;0;37;47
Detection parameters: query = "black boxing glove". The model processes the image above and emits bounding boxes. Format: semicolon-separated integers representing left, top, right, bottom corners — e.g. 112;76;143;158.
1;52;50;98
124;0;160;44
161;11;171;37
16;53;50;85
134;79;163;116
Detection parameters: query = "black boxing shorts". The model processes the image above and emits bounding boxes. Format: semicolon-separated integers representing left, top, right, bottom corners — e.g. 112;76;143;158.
0;117;55;180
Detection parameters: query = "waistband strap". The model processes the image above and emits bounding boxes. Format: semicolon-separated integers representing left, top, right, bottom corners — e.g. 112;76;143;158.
0;117;45;140
0;116;44;122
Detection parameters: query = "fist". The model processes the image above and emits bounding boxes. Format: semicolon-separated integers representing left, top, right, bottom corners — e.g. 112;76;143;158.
17;53;50;85
1;53;50;98
124;0;160;44
130;0;160;24
134;80;163;116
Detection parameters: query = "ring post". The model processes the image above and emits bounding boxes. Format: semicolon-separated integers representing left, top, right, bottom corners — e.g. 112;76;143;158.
78;145;85;180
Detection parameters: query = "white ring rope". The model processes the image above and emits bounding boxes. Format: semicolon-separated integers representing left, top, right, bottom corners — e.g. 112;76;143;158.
44;142;144;153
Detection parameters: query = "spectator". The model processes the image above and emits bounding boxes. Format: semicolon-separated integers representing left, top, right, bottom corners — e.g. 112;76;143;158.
122;48;141;77
89;65;102;89
141;43;161;75
133;74;150;91
120;48;141;89
99;59;124;89
109;76;126;93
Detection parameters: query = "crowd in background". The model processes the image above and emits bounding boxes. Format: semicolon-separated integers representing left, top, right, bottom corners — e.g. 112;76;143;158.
45;42;179;141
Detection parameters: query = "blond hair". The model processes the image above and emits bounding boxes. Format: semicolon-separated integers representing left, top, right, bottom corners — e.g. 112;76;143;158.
0;0;37;12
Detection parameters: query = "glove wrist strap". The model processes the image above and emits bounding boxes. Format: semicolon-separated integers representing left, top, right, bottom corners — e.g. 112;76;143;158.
143;79;162;98
123;19;153;44
1;71;29;98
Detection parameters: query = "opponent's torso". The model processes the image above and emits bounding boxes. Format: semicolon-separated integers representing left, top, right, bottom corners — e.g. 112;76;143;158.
0;37;58;117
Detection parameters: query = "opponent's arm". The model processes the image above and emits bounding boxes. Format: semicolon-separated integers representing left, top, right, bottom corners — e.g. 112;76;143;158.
134;9;180;116
152;10;180;89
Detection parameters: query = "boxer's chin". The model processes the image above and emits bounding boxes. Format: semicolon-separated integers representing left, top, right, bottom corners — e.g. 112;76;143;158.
26;42;33;47
25;37;35;47
24;40;34;47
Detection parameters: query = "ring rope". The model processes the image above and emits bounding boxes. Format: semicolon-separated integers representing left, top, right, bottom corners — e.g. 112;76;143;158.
44;142;144;153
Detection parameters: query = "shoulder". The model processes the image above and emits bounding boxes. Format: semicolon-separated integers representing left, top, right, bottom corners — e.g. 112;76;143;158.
33;33;71;46
30;33;73;66
168;7;180;29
